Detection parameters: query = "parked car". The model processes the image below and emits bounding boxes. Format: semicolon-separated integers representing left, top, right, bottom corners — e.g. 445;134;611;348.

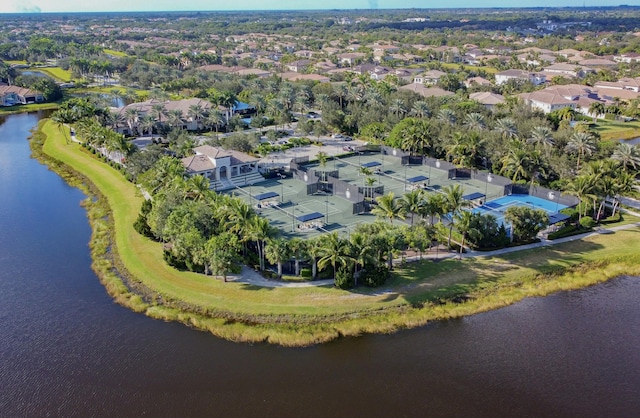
343;136;353;141
333;133;344;138
343;146;354;151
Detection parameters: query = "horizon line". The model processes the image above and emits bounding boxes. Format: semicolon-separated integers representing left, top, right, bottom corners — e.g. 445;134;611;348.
1;5;638;15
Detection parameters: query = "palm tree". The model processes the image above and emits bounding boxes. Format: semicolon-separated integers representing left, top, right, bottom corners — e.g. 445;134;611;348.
167;109;184;129
184;175;211;201
442;184;468;248
410;100;431;118
138;114;155;136
246;216;277;271
372;192;406;225
400;119;431;157
317;232;353;281
500;141;533;182
265;238;290;278
389;99;406;119
124;107;140;135
611;142;640;172
305;237;324;280
288;238;307;276
565;132;596;171
527;126;554;150
203;109;224;136
564;174;597;221
401;189;424;225
349;232;373;284
217;91;238;125
365;176;376;201
494;117;518;140
453;210;478;259
187;104;206;131
150;103;167;124
437;108;456;125
464;113;486;131
316;151;329;183
588;101;605;122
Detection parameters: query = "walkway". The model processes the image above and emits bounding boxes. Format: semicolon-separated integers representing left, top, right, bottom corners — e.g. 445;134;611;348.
224;218;640;288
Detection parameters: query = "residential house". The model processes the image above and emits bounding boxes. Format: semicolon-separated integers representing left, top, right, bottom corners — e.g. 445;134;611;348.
337;52;366;66
399;83;454;98
0;85;44;106
182;145;264;191
469;92;505;108
280;72;330;83
594;77;640;93
286;60;312;73
464;76;492;88
518;90;576;114
234;68;272;77
413;69;446;85
613;53;640;63
578;58;617;68
542;63;594;78
495;69;546;86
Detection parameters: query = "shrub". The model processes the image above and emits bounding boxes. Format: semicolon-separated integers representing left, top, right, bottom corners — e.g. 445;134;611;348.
334;267;354;289
300;268;312;278
548;224;579;240
600;213;621;224
359;265;389;287
579;216;597;229
560;207;579;222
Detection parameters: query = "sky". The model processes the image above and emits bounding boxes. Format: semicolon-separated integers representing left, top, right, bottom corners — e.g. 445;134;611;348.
1;0;638;13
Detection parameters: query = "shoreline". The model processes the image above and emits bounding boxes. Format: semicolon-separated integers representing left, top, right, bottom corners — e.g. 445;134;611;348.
32;118;640;347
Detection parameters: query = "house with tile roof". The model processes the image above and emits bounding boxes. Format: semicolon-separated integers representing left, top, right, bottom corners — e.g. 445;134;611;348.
399;83;454;98
0;85;45;106
182;145;263;191
519;90;576;114
495;69;546;86
470;92;505;108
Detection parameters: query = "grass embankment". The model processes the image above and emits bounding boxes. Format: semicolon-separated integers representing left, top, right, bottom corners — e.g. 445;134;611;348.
35;119;640;346
0;102;59;115
592;119;640;141
36;67;74;82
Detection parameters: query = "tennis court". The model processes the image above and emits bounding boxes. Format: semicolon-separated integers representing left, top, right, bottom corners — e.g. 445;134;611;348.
472;194;568;226
229;151;529;237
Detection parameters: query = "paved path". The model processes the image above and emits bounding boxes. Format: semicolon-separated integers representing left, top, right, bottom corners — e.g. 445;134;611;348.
224;218;640;288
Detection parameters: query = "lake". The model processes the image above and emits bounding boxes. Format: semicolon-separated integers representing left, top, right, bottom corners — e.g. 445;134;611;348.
1;112;638;417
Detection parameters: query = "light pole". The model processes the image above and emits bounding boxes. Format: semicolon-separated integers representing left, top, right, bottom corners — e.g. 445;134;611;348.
325;192;329;224
485;173;493;200
278;173;285;203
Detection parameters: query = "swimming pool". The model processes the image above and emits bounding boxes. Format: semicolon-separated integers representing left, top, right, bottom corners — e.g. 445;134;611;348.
472;194;568;225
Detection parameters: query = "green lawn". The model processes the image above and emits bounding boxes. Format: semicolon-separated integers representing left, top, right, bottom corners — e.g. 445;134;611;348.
39;119;640;345
591;119;640;141
34;67;74;82
104;49;128;57
440;62;499;74
0;102;59;115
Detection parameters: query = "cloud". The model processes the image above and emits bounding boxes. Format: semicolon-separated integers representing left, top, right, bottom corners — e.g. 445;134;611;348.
15;0;42;13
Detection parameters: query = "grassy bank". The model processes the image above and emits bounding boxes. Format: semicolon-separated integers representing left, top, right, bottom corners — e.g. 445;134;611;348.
592;119;640;141
0;102;59;115
35;119;640;346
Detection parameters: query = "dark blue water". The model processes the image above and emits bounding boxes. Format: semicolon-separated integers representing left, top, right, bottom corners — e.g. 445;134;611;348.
1;113;639;417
